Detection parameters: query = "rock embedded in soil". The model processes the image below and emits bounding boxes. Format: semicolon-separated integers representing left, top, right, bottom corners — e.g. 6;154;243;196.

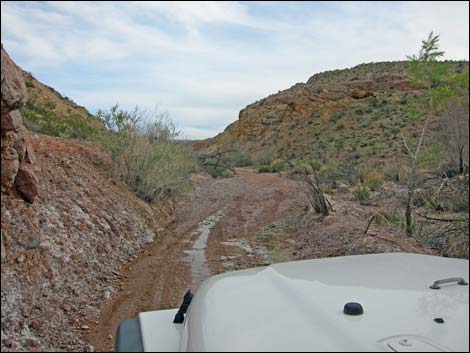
1;44;38;201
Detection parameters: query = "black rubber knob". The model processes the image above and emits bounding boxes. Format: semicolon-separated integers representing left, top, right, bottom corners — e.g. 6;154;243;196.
343;302;364;316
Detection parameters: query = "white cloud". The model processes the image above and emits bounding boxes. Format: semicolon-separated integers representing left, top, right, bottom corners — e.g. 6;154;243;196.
1;1;468;140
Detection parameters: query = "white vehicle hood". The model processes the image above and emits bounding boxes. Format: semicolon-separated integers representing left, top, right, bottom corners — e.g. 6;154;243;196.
183;253;469;352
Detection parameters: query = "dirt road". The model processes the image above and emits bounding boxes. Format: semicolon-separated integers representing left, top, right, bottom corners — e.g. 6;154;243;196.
85;168;431;351
85;169;305;351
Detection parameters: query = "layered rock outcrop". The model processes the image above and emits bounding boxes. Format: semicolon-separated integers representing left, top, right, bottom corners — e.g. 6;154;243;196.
1;44;38;202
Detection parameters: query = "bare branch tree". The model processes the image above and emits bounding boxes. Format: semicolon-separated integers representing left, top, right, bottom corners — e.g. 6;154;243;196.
439;99;469;174
403;118;430;235
198;149;237;175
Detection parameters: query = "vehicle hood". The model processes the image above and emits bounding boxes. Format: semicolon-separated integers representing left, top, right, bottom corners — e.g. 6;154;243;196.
184;253;469;352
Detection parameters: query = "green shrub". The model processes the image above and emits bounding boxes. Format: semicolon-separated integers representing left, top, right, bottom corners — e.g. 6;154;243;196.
203;165;224;178
364;170;384;191
21;98;102;140
336;123;345;130
44;100;56;110
355;107;364;115
221;169;235;178
271;161;285;173
254;151;274;166
399;92;409;105
319;162;336;180
228;149;253;167
97;105;196;201
331;111;343;123
290;162;311;175
258;165;271;173
288;122;298;130
353;184;371;201
352;166;369;185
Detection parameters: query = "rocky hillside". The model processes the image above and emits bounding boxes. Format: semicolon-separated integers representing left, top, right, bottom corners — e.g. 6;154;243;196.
199;61;468;165
1;46;174;351
20;70;105;140
1;133;176;352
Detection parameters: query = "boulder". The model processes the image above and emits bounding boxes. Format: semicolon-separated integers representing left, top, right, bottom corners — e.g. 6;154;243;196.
1;44;38;201
11;127;28;162
351;89;374;99
1;44;27;114
1;147;19;192
15;161;39;203
1;110;23;131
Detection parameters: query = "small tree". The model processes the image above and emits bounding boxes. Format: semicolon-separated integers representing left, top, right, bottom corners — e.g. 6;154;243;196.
403;31;447;236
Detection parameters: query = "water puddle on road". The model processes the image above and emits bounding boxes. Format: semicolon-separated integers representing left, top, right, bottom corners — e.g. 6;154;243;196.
184;210;224;290
220;239;271;271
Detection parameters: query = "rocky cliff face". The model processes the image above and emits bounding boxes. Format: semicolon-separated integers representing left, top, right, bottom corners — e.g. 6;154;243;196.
1;44;39;203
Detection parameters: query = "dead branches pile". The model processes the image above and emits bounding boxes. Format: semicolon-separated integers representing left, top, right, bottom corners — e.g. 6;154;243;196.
198;149;237;174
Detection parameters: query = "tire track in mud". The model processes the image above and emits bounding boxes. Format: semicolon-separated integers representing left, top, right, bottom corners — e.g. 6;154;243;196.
84;169;304;351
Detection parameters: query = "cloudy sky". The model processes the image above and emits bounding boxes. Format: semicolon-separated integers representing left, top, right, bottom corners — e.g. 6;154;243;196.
1;1;469;139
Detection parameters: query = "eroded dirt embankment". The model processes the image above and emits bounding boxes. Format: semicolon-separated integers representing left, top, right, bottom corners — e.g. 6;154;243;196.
85;168;432;352
1;133;174;352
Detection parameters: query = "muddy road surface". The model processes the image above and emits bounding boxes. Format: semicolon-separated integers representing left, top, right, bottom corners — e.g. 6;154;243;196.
85;169;305;351
85;168;432;351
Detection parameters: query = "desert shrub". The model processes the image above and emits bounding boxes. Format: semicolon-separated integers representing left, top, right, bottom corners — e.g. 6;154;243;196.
289;162;312;175
288;122;298;130
253;150;274;166
382;162;402;182
221;169;235;178
350;165;383;191
97;105;196;202
271;161;286;173
21;98;102;140
258;165;271;173
204;165;225;178
450;187;469;212
352;165;369;185
364;170;384;191
447;216;469;258
319;162;336;181
44;100;56;110
369;97;380;107
331;111;343;123
400;92;409;105
380;209;412;232
355;107;365;115
227;148;253;167
332;160;358;184
353;184;371;202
